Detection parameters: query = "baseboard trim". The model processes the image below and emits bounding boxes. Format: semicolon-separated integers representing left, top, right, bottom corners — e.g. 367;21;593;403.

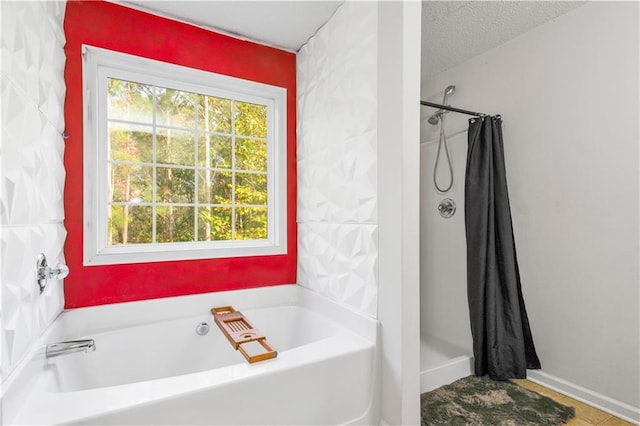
527;370;639;425
420;356;474;393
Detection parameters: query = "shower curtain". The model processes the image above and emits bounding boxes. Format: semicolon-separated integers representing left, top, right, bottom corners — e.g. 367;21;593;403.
465;116;541;380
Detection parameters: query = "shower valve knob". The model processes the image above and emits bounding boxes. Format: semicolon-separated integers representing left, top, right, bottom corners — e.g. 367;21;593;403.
49;264;70;280
36;253;69;294
438;198;456;218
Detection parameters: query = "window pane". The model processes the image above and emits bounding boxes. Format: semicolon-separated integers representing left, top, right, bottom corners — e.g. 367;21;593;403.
156;88;196;129
235;207;267;240
157;129;195;166
108;123;153;163
235;102;267;138
198;95;231;133
235;172;267;205
197;170;232;204
107;78;153;124
108;205;153;245
109;164;153;203
198;135;231;169
156;167;195;203
198;207;232;241
156;206;195;243
235;138;267;171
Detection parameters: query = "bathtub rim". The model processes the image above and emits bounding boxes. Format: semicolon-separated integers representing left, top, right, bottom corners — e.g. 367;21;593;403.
44;304;351;393
1;284;379;425
19;333;374;425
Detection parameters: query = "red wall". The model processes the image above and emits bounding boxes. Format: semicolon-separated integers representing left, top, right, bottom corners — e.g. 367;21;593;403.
63;1;297;308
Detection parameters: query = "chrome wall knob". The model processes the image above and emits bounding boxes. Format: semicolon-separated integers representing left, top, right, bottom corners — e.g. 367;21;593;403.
438;198;456;219
36;253;69;294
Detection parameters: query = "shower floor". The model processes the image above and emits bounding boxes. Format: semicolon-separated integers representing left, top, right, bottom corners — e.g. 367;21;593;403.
420;334;473;392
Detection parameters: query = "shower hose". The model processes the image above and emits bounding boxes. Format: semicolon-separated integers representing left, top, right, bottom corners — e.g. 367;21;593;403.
433;113;454;193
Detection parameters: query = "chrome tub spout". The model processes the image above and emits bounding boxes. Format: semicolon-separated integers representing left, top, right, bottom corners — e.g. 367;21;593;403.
46;339;96;359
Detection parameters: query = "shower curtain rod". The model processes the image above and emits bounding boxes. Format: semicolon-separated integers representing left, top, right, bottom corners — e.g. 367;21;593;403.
420;100;486;117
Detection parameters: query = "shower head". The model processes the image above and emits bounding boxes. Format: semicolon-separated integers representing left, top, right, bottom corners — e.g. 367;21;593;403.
427;85;456;126
442;85;455;105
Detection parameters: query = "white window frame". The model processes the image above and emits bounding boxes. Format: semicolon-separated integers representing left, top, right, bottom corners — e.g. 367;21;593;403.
82;45;287;266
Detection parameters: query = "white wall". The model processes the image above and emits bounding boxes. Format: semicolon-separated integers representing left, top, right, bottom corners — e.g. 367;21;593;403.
298;1;422;423
377;2;422;424
422;1;639;417
297;1;379;318
0;1;67;380
419;130;472;355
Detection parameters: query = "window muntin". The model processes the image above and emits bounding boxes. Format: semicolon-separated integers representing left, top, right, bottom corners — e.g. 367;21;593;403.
106;78;268;245
83;46;287;265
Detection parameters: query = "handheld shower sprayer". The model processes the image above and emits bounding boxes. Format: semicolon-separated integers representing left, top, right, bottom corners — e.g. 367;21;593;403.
428;85;456;125
442;85;455;104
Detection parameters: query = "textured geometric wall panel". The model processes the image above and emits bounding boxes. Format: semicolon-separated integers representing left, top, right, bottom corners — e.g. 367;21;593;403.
298;223;378;317
0;224;65;378
297;1;379;318
0;0;66;380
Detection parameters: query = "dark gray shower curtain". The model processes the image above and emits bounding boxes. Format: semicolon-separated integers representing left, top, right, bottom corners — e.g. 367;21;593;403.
465;116;541;380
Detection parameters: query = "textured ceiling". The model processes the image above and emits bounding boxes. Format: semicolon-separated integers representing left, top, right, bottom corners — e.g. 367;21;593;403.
119;1;342;52
422;1;587;80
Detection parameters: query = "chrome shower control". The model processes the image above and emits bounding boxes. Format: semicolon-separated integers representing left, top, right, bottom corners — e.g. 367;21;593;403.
438;198;456;218
36;253;69;294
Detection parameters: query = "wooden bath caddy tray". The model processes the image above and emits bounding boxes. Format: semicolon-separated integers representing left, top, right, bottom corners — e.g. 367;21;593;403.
211;306;277;363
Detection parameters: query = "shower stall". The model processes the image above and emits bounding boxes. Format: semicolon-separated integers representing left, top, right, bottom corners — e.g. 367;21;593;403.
419;86;474;392
420;85;542;389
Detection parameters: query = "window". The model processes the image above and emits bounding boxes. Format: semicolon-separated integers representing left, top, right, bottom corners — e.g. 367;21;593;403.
83;46;287;265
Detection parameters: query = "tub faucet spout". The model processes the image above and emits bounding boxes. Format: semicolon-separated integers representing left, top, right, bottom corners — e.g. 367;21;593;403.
46;339;96;359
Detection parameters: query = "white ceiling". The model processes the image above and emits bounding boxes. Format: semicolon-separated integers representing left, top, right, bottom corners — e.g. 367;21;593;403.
119;0;586;79
119;1;342;52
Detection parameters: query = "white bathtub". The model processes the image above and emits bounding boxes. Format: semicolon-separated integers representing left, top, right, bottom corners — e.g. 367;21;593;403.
1;285;378;425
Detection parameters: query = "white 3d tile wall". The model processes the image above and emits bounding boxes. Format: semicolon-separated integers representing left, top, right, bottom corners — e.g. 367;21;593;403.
1;0;67;380
297;1;378;318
